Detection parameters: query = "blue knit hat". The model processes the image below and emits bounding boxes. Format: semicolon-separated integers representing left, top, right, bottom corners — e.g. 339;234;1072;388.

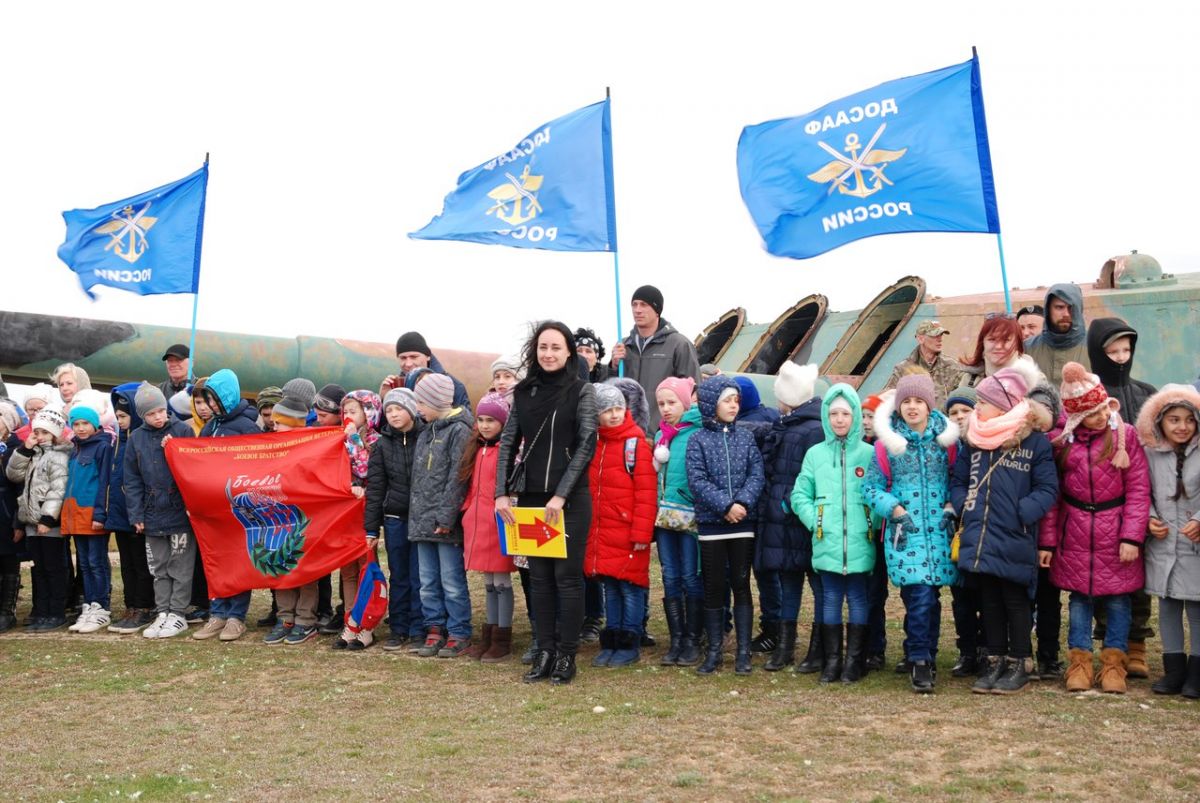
69;405;100;429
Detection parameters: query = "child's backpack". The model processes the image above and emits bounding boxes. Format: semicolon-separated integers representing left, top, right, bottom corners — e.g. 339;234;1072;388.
623;437;639;476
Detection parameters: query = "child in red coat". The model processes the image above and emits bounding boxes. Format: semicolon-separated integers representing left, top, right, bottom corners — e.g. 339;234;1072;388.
460;392;516;662
586;385;656;667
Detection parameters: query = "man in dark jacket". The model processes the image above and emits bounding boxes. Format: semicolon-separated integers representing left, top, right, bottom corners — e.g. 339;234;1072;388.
194;369;260;641
380;332;470;409
365;387;426;650
1026;283;1090;381
610;285;700;432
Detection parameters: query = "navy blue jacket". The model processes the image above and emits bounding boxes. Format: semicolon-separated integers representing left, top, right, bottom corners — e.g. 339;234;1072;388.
123;419;194;536
102;382;142;533
199;369;261;437
950;427;1058;590
754;397;824;571
685;376;765;530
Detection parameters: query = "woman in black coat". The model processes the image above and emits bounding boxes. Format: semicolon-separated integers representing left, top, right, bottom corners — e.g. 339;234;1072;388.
496;321;597;685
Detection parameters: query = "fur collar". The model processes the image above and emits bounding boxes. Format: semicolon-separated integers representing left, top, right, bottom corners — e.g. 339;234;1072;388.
874;394;960;456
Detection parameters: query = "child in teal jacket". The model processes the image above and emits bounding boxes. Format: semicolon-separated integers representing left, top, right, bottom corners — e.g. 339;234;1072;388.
791;384;874;683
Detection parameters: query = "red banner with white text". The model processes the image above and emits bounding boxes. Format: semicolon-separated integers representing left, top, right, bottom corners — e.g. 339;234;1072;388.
166;427;366;597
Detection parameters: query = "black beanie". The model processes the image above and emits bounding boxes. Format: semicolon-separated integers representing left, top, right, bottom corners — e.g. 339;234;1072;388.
314;383;346;413
632;285;663;316
395;331;432;357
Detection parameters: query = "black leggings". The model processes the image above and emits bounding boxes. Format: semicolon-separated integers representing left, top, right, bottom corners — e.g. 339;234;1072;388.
114;531;155;611
978;573;1032;658
29;536;68;619
522;490;591;655
701;538;753;610
1033;566;1062;662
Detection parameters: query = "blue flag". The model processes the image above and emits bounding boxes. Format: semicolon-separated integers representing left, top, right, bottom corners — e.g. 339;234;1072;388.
410;100;617;252
58;164;208;299
737;55;999;259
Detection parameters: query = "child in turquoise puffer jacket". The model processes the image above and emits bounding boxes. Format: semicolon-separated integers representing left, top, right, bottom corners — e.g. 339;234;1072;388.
791;384;875;684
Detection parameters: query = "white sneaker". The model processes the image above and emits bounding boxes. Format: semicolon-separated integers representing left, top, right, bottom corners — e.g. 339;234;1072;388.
143;612;169;639
157;613;189;638
77;608;111;633
69;602;97;632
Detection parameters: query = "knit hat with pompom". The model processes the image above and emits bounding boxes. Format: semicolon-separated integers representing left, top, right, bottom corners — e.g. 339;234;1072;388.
1055;361;1128;468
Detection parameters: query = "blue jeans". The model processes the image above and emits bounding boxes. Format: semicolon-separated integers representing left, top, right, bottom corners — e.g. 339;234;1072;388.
1069;592;1131;652
601;576;646;635
211;591;251;621
656;528;702;600
900;584;942;662
74;535;111;610
384;517;424;638
416;541;471;639
819;571;869;625
779;570;805;621
754;567;782;622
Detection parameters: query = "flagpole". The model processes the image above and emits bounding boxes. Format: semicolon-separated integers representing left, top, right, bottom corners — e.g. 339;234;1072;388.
996;232;1012;314
186;152;209;382
604;87;625;378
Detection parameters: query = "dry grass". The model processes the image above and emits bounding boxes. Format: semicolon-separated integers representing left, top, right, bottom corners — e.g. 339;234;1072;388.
3;558;1200;802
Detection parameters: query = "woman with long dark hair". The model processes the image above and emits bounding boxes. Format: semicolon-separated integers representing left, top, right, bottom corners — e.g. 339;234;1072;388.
496;321;597;684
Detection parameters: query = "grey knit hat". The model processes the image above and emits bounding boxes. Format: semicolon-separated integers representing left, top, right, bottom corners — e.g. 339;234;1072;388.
382;387;420;422
273;378;317;427
1026;380;1062;423
134;382;168;418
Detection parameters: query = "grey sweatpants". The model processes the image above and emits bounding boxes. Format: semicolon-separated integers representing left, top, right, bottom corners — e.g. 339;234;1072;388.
146;532;196;616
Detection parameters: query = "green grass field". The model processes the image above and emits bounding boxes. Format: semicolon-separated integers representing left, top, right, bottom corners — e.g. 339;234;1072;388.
3;560;1199;802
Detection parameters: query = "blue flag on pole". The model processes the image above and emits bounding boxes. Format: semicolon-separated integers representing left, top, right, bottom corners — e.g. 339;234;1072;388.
58;164;209;299
410;100;617;252
737;55;999;259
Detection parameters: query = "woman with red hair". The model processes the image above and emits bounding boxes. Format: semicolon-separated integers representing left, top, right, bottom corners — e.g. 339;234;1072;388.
957;316;1028;388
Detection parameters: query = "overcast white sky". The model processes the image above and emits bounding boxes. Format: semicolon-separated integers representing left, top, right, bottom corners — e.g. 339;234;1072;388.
2;3;1196;359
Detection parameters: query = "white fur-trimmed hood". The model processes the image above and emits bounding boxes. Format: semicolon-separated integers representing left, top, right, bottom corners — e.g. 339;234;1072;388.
874;393;960;456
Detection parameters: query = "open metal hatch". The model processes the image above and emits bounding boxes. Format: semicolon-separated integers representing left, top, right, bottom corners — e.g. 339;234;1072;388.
693;307;745;366
738;294;828;374
819;276;926;387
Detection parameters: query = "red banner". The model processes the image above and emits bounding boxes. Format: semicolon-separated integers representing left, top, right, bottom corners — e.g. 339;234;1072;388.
166;427;367;597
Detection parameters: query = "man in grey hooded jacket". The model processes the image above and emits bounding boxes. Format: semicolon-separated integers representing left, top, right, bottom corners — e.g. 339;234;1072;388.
1026;283;1090;382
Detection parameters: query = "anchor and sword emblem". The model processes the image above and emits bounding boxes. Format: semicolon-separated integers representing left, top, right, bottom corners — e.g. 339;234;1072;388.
806;123;907;198
92;203;158;264
486;164;544;226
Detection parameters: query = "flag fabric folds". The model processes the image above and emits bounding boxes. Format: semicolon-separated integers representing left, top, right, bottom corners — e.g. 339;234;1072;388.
737;55;999;259
58;164;208;299
166;427;367;598
410;99;617;252
346;559;388;633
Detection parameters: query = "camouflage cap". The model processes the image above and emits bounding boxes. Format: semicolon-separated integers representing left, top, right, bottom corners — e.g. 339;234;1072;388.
916;320;949;336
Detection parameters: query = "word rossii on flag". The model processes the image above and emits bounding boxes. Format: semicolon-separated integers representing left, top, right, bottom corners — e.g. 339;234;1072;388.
57;164;209;299
166;427;367;597
737;55;1000;259
410;100;617;252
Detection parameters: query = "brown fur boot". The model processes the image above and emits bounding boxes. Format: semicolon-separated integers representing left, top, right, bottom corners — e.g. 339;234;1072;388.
465;623;493;660
1065;648;1095;692
1098;648;1128;694
1125;641;1149;679
481;626;512;663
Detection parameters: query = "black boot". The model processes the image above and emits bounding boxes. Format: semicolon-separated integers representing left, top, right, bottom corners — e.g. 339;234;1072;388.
677;598;703;666
1153;653;1188;695
750;619;779;654
972;655;1006;694
951;651;978;678
992;656;1032;695
579;616;603;644
911;660;935;693
795;625;824;674
734;604;754;675
523;649;555;683
256;591;279;628
550;651;578;685
521;620;538;665
765;620;798;672
696;608;725;675
0;573;19;633
1181;656;1200;699
842;624;868;683
661;597;685;666
819;624;844;683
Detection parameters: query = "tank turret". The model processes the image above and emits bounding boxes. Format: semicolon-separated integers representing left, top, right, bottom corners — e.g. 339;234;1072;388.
1097;250;1176;289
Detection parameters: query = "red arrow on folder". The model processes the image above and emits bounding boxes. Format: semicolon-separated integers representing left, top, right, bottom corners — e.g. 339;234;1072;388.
517;517;562;547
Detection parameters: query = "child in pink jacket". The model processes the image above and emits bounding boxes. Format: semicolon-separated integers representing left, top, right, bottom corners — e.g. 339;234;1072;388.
1039;363;1150;694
